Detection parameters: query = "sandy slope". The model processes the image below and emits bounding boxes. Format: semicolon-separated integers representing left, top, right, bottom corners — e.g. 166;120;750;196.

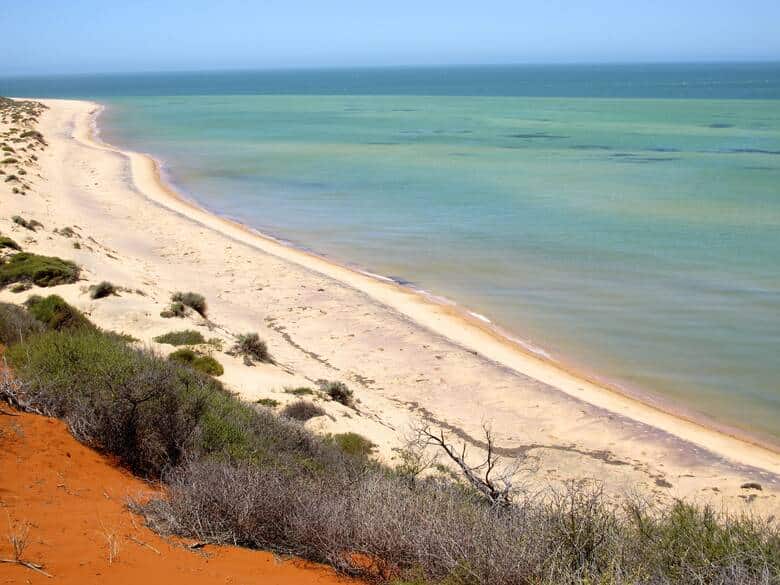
0;97;778;513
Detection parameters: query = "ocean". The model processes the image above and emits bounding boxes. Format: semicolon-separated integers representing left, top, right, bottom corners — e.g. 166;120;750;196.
3;63;779;443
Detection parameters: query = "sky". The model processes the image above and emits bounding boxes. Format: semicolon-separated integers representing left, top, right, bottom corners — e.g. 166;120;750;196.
2;0;779;76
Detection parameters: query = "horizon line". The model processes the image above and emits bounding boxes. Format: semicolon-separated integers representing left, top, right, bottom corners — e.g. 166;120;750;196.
4;58;780;80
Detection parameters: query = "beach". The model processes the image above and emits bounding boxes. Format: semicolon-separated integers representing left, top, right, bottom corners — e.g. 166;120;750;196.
1;97;779;512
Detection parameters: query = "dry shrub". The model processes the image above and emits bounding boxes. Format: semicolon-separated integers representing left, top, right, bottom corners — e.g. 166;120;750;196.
281;400;325;422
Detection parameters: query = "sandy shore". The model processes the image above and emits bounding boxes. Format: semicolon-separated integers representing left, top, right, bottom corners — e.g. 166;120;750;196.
1;97;778;513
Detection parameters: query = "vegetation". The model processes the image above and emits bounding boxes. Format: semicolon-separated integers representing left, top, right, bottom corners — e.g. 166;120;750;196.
160;301;186;318
280;400;326;421
0;302;43;345
0;252;79;288
168;347;224;376
284;386;314;396
318;379;353;406
256;398;280;408
332;432;375;458
154;329;206;346
88;280;118;299
0;235;21;250
171;291;207;317
230;332;271;364
11;215;42;231
24;294;93;331
1;320;779;584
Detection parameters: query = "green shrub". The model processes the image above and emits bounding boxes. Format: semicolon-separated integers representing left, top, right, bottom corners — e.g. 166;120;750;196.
89;281;118;299
285;386;314;396
0;301;44;345
255;398;280;408
230;332;271;363
0;235;21;251
332;432;375;458
171;291;207;317
9;282;31;293
0;252;79;287
281;400;325;421
318;379;353;406
154;329;206;346
24;294;93;331
169;348;224;376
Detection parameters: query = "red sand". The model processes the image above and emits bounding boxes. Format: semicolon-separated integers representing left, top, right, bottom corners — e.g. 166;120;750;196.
0;409;359;584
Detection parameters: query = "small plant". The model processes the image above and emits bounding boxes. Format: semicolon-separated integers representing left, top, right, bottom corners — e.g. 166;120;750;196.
168;348;224;376
11;215;42;231
318;379;353;406
160;301;187;319
332;432;375;458
89;281;118;299
0;252;79;288
285;386;314;396
256;398;280;408
281;400;325;421
230;332;271;364
171;291;207;317
154;329;206;346
0;235;21;251
55;226;79;238
9;282;31;293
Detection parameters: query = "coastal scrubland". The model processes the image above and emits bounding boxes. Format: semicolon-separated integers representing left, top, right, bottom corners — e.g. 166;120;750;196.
2;295;780;584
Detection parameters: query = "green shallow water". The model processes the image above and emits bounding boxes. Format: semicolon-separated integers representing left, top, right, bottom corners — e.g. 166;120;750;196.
93;93;780;444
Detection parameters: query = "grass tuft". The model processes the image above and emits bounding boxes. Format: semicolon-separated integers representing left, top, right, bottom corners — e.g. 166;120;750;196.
168;347;224;376
154;329;206;346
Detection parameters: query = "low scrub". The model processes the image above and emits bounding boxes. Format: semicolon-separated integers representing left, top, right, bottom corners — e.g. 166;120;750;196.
255;398;280;408
1;327;351;476
88;281;117;299
171;292;207;318
0;235;21;251
160;301;187;319
168;348;224;377
318;379;353;406
230;332;271;364
281;400;325;421
11;215;42;231
25;294;93;331
0;252;79;288
332;432;374;458
0;302;43;345
1;326;778;585
154;329;206;346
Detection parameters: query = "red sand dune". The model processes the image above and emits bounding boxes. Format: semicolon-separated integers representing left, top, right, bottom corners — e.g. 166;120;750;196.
0;409;359;585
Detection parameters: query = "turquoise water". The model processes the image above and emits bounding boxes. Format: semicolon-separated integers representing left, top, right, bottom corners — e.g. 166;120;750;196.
4;66;780;443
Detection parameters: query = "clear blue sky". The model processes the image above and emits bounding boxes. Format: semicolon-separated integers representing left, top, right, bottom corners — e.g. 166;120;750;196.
2;0;779;76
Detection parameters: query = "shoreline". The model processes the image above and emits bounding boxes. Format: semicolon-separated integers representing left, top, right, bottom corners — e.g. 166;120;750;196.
70;97;780;471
